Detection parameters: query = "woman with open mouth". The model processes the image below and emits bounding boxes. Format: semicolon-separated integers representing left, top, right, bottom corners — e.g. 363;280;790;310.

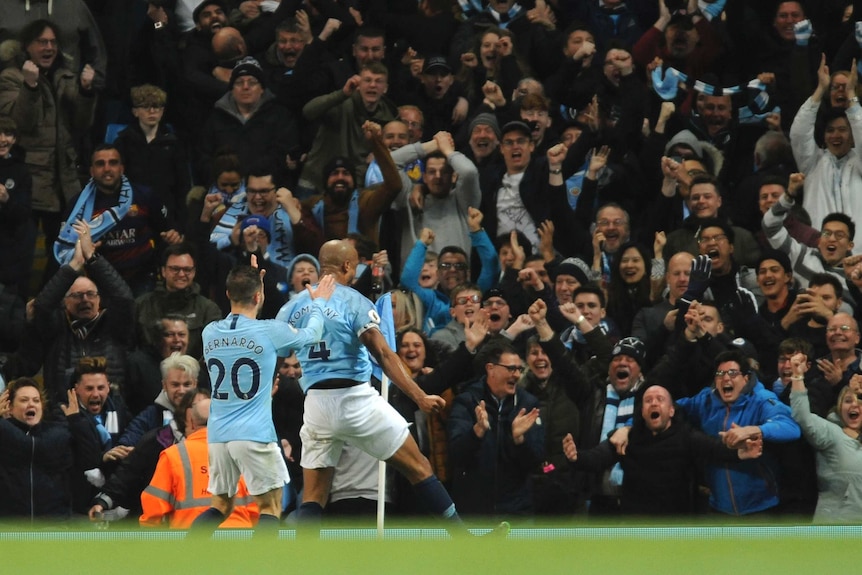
789;352;862;523
0;378;101;522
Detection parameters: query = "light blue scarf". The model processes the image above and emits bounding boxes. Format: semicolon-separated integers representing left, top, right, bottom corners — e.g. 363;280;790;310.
54;176;134;265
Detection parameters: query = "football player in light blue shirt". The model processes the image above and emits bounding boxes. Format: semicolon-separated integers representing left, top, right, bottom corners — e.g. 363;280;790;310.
277;240;506;536
193;261;335;535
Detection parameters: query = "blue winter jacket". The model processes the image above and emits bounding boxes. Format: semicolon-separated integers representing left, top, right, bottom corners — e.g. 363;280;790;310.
676;380;801;515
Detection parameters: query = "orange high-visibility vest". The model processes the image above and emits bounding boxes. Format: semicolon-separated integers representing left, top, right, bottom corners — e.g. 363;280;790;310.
140;428;259;528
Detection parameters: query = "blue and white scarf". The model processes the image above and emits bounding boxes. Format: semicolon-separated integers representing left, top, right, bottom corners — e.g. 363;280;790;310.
312;190;360;236
54;176;134;265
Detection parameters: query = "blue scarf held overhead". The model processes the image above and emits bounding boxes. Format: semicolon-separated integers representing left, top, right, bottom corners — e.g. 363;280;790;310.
54;176;134;265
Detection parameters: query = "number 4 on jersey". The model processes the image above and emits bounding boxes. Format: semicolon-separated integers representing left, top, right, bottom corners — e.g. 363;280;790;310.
308;341;331;361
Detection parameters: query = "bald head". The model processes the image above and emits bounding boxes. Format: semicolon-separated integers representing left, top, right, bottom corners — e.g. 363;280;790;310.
667;251;695;303
212;27;247;61
319;240;359;284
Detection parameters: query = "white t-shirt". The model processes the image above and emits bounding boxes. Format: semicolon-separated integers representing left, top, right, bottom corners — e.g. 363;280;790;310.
496;172;539;248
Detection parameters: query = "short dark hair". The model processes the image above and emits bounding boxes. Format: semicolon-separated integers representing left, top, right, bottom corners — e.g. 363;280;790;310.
572;284;606;308
822;212;856;241
495;230;532;258
439;245;468;261
276;17;302;35
424;151;454;179
477;337;519;369
161;242;197;267
0;116;19;138
20;19;61;49
354;26;385;44
713;350;751;376
689;173;721;195
820;107;849;138
808;272;843;298
696;217;735;244
777;337;813;361
71;356;108;386
226;265;262;305
92;143;124;165
757;175;788;192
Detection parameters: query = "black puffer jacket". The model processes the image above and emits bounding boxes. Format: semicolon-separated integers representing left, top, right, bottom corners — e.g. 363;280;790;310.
0;412;101;519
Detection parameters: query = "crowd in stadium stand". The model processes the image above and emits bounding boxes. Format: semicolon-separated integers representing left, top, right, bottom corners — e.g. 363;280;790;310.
2;0;862;527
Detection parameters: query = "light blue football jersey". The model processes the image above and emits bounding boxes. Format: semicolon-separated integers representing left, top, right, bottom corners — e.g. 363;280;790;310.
276;283;380;393
203;304;325;443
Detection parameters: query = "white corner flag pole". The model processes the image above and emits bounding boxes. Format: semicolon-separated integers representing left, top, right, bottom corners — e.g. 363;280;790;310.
377;373;390;539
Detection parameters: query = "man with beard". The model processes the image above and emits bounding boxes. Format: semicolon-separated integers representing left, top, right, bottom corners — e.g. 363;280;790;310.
790;55;862;231
763;176;858;309
53;145;183;295
465;113;501;169
181;1;231;115
300;121;401;246
69;356;132;513
675;350;801;515
560;335;650;515
207;161;322;272
664;175;761;269
563;385;762;515
118;353;198;449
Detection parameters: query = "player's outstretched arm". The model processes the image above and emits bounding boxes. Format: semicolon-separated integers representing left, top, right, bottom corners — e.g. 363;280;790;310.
360;328;445;413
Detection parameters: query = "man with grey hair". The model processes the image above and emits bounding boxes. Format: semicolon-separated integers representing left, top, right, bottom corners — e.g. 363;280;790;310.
117;352;199;447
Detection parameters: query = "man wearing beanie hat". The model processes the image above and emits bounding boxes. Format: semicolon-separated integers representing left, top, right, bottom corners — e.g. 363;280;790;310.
197;56;298;184
300;120;401;246
467;113;501;167
550;257;591;305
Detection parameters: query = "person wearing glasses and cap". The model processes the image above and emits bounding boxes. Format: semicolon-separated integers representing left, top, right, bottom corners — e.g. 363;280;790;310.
447;339;543;516
672;350;801;515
